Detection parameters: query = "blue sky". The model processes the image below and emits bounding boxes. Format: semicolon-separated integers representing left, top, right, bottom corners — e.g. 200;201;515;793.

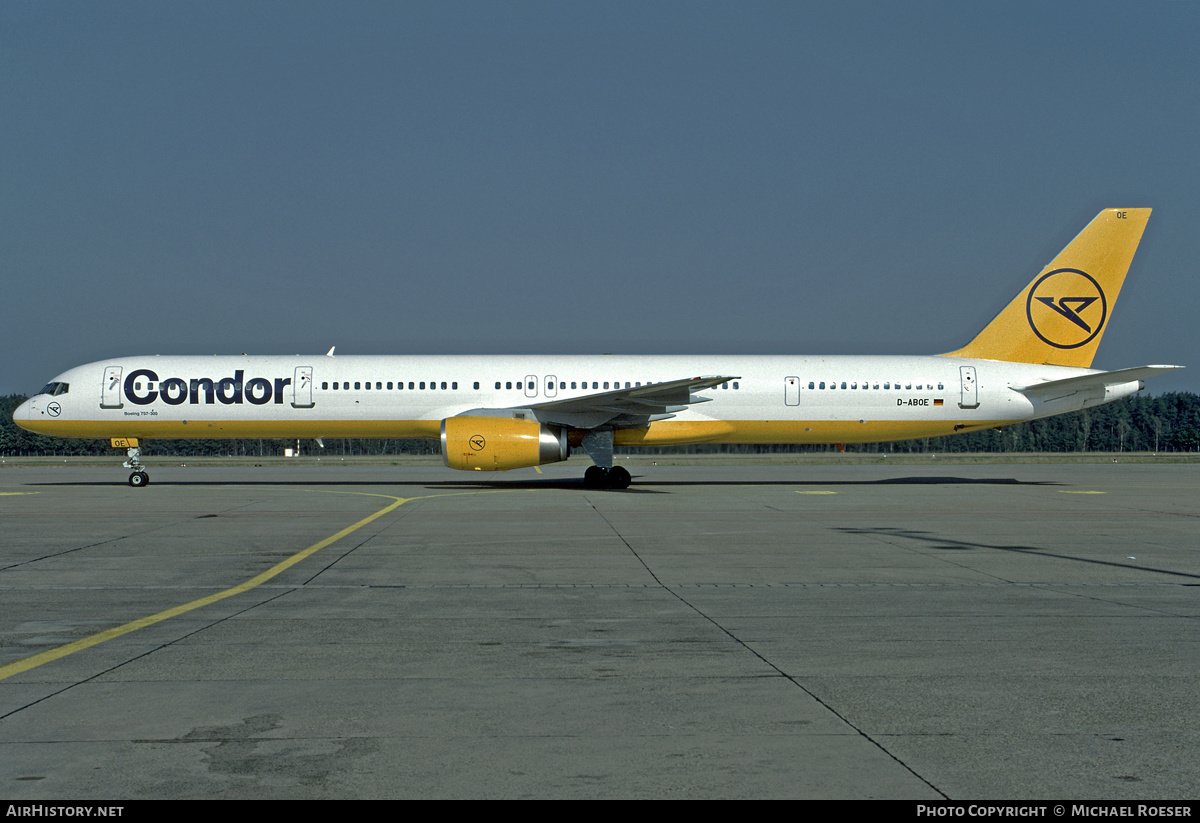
3;1;1197;394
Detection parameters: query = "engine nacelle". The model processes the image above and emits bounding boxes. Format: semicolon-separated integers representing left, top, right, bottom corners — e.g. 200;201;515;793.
441;416;569;471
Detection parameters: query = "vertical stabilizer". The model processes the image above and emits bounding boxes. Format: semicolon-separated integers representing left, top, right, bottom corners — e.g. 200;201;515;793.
941;208;1150;367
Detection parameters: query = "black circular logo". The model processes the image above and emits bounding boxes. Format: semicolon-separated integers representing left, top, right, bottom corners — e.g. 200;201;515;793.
469;435;486;451
47;402;61;417
1026;268;1107;349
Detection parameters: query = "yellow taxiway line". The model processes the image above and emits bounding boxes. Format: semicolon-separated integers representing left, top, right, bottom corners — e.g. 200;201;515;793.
0;489;410;681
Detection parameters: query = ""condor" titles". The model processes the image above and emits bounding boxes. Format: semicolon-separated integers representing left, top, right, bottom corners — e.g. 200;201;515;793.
124;369;292;406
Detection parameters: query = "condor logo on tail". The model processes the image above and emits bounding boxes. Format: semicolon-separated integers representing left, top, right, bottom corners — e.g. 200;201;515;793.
1026;268;1108;350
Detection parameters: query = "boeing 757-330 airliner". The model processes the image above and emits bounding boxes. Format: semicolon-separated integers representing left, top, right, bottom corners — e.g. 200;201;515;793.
14;208;1182;488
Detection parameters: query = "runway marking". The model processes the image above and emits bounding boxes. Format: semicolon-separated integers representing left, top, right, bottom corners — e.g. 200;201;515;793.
0;488;422;681
0;492;39;496
1060;490;1106;494
796;490;838;494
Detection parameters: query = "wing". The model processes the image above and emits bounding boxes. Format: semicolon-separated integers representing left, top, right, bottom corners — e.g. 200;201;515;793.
455;375;740;430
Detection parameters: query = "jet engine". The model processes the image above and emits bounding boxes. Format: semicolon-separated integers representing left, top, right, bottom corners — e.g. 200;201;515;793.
441;416;569;471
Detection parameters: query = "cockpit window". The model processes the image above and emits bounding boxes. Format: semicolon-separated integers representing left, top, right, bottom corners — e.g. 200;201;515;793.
40;382;69;396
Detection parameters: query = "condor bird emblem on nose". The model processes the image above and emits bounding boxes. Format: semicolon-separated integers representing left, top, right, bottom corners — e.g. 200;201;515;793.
1026;268;1107;349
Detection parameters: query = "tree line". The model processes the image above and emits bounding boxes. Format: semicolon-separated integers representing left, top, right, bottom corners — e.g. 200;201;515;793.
3;392;1199;457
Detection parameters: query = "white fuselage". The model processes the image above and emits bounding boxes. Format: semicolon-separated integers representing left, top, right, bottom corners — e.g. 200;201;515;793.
14;354;1140;447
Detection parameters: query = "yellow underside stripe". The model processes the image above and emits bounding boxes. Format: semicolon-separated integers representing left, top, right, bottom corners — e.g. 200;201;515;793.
25;417;1015;445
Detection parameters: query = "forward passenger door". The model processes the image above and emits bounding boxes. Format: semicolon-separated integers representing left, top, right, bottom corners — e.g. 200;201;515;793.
293;367;315;408
101;367;123;409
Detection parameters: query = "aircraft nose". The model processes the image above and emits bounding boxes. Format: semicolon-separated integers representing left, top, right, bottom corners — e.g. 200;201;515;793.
13;398;36;427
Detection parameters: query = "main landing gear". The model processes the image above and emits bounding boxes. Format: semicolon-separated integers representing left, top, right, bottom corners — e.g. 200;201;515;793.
123;445;149;487
580;429;631;489
583;465;631;489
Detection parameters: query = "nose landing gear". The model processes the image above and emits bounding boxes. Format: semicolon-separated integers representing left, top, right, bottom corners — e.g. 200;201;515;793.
115;439;150;487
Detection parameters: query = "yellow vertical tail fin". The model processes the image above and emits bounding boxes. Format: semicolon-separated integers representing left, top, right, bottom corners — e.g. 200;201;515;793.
941;208;1151;367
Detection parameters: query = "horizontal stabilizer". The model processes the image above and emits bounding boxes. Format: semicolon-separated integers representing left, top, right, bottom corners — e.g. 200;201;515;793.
1015;365;1183;397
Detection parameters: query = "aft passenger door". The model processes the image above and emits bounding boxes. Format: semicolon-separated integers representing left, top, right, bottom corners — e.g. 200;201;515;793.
959;366;979;409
